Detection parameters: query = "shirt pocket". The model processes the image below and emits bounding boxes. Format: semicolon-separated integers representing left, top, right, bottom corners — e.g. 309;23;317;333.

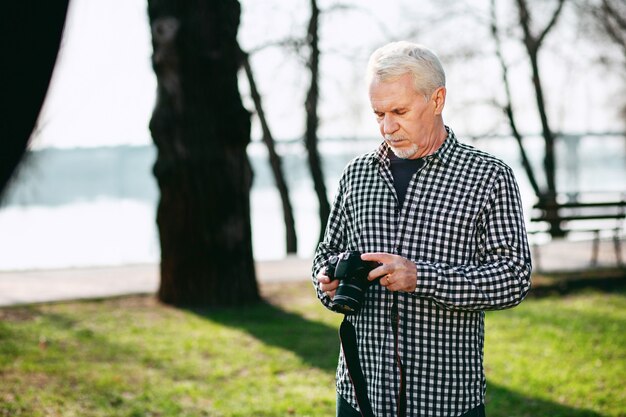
410;191;482;264
344;184;398;252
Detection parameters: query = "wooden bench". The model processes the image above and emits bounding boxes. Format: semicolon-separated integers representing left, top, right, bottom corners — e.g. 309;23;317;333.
529;194;626;268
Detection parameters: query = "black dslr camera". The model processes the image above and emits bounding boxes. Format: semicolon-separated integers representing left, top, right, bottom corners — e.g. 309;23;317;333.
325;251;380;315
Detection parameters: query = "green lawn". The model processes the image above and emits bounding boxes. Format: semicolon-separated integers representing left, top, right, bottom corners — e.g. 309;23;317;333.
0;281;623;417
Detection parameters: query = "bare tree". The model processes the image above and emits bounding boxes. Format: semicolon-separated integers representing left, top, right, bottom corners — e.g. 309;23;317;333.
513;0;566;234
241;50;298;254
244;1;349;246
515;0;566;199
304;0;331;244
148;0;260;306
489;0;541;198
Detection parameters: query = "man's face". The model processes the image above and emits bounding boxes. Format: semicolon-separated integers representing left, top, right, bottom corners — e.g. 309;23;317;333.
369;73;444;160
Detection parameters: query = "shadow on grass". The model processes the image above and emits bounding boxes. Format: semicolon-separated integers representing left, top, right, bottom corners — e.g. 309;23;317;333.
486;381;606;417
0;305;141;367
0;304;205;416
530;267;626;298
187;300;609;417
186;300;341;372
0;306;77;364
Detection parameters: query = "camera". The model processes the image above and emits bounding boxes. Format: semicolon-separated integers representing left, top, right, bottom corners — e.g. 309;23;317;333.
325;251;380;315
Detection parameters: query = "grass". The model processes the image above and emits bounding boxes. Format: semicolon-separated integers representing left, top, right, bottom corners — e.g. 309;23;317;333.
0;281;624;417
484;286;625;417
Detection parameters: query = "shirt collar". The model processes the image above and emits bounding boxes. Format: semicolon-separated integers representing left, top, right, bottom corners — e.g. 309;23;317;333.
369;125;456;166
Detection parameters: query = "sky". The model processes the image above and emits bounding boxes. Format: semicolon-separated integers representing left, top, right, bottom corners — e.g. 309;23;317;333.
34;0;400;149
32;0;626;150
33;0;156;149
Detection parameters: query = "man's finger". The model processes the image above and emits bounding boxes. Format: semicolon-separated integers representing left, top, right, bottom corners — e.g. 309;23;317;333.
362;252;398;281
367;265;388;281
319;278;339;292
361;252;395;263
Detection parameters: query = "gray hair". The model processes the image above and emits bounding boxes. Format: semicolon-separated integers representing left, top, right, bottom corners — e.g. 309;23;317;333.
366;41;446;96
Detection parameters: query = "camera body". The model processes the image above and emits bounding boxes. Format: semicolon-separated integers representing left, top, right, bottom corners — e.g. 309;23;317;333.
326;251;380;315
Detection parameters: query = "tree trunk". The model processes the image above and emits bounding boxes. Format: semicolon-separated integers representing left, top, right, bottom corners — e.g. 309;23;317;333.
304;0;331;244
241;51;298;254
1;2;69;198
528;53;557;196
148;0;260;306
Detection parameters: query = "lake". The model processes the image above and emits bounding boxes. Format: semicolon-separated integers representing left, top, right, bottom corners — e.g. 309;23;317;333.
1;134;624;270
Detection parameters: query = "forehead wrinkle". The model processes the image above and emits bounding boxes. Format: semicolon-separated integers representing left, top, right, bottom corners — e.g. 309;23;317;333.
371;96;410;113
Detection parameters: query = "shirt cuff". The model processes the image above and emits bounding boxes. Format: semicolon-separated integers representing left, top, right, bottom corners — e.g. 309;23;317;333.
413;261;438;296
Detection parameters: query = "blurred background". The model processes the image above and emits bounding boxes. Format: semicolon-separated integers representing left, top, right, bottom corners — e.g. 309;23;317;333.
0;0;624;271
1;2;625;416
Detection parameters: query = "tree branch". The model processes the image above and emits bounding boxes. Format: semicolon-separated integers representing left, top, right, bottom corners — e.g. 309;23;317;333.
515;0;536;53
247;37;307;56
599;0;626;55
240;50;298;253
602;0;626;32
537;0;566;47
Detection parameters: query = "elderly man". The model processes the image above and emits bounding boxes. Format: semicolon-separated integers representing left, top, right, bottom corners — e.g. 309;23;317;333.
313;41;532;417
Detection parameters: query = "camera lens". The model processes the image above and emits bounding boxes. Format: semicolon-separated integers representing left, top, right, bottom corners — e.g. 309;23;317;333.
332;279;367;315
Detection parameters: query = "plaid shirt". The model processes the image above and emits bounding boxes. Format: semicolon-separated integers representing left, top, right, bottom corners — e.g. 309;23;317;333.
312;128;532;417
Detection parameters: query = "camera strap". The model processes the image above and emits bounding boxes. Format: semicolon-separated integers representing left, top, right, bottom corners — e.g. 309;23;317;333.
339;317;375;417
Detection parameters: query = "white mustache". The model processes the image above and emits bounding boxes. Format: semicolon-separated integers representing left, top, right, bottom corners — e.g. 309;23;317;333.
384;134;407;142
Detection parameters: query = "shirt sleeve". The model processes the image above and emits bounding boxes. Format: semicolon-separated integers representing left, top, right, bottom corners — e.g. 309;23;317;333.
412;167;532;311
311;174;348;311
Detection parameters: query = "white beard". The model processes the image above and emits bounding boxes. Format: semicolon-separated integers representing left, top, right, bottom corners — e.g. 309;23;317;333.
386;141;420;159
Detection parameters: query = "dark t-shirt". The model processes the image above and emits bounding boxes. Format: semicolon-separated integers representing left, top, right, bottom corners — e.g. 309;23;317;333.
388;152;425;207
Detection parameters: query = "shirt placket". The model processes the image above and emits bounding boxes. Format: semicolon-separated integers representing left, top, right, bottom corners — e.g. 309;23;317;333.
378;156;432;417
395;157;431;256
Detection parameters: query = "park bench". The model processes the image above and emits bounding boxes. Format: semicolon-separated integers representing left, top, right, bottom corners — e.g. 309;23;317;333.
529;193;626;269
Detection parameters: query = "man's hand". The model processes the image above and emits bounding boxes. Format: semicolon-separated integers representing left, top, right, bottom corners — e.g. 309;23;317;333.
361;252;417;292
317;268;340;299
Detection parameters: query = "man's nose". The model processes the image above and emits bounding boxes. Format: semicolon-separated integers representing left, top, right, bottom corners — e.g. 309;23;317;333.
382;115;399;134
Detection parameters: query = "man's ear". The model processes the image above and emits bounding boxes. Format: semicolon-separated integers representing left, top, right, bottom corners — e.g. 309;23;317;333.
431;86;446;115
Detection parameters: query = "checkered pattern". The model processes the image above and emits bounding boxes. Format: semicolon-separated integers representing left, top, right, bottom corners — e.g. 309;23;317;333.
312;128;532;417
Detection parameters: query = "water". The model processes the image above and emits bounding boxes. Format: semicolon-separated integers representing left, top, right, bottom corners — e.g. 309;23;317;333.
0;141;362;270
1;135;624;270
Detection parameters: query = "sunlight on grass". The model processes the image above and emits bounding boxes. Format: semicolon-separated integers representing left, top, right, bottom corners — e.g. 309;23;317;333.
0;281;623;416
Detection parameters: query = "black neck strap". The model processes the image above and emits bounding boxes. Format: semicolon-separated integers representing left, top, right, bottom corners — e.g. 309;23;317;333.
339;318;375;417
